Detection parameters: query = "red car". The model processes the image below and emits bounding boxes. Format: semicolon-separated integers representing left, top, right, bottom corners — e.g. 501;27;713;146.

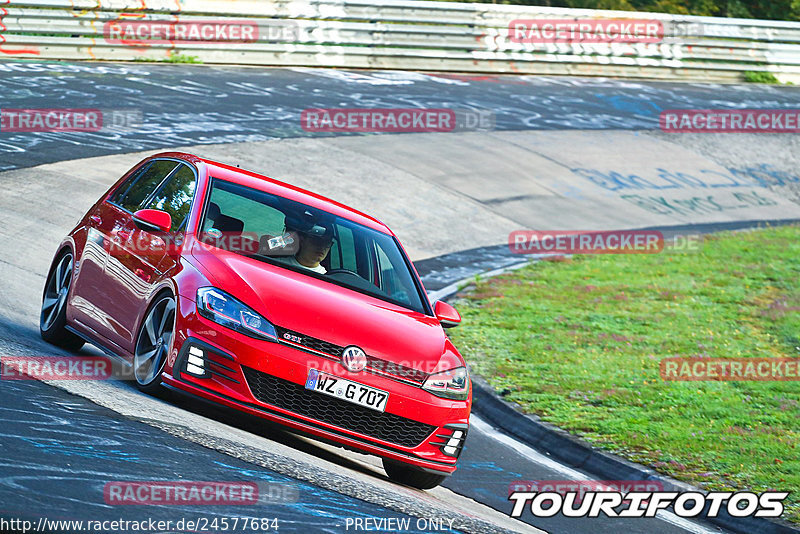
40;152;470;489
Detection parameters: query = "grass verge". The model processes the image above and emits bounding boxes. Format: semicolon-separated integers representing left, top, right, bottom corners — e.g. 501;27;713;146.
132;54;202;64
450;225;800;523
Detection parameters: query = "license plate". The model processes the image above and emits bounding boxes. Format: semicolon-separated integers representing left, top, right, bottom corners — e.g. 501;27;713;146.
305;369;388;412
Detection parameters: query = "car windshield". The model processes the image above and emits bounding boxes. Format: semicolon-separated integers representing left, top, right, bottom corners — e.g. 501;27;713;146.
198;178;429;315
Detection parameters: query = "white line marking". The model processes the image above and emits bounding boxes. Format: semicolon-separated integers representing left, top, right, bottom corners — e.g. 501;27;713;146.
427;259;534;302
470;415;722;534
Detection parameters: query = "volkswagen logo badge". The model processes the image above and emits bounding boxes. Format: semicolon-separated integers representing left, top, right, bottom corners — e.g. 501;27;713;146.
341;346;367;372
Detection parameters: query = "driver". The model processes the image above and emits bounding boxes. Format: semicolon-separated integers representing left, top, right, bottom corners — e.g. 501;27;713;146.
284;225;333;275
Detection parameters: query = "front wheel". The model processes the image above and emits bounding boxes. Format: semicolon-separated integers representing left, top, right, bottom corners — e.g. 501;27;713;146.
133;293;176;394
382;458;447;490
40;251;84;352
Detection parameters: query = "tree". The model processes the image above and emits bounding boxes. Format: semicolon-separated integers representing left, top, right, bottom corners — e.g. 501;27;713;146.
489;0;799;20
564;0;636;10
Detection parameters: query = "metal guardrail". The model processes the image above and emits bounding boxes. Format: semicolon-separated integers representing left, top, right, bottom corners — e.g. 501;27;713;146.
2;0;800;82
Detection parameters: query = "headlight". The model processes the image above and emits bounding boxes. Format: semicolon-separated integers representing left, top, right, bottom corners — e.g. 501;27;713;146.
196;287;277;341
423;366;469;400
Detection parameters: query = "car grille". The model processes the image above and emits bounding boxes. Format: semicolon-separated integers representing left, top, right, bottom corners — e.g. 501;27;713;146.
241;366;436;448
278;327;344;358
274;326;429;384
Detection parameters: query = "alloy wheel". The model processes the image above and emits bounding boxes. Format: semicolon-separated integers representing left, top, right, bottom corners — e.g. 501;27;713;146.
41;253;73;332
133;295;176;386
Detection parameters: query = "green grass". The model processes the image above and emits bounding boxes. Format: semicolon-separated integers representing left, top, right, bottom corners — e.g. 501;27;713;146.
450;226;800;522
132;54;202;64
744;71;782;84
162;54;202;64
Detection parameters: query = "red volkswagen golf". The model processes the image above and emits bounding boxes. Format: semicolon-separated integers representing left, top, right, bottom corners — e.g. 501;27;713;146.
40;152;470;489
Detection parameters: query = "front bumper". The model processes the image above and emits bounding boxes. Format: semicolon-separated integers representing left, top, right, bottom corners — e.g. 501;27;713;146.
162;296;471;474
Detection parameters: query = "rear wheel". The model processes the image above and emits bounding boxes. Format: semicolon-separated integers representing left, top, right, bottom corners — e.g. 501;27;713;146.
133;293;176;394
40;251;84;352
382;458;447;490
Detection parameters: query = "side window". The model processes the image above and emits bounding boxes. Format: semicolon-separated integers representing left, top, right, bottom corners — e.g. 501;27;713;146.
144;163;198;232
109;163;149;206
109;160;178;212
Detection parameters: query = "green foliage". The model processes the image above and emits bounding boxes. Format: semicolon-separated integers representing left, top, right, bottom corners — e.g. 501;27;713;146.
564;0;635;10
744;71;781;84
162;54;202;64
454;0;800;21
131;54;202;64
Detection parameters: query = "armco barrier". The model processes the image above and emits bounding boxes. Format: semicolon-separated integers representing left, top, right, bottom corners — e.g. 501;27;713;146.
1;0;800;82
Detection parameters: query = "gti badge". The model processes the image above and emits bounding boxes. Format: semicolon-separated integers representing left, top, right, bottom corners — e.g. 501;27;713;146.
341;346;367;372
283;332;303;344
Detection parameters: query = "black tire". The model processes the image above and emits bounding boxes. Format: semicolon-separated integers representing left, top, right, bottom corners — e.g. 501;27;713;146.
382;458;447;490
40;251;84;352
133;292;176;394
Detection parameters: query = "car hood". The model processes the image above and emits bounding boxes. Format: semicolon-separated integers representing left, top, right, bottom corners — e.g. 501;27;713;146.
191;245;447;371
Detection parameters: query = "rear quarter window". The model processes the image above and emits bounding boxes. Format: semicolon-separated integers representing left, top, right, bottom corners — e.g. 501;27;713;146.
110;160;179;212
144;163;197;232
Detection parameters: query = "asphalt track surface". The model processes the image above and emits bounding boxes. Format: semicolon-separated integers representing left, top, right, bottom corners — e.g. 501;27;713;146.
1;379;432;533
4;60;798;534
2;61;800;171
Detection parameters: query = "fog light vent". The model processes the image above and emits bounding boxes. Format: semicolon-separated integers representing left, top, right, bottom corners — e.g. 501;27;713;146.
430;424;469;458
185;346;208;377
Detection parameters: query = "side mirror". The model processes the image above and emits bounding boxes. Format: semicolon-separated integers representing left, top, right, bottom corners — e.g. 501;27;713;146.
133;209;172;233
434;300;461;328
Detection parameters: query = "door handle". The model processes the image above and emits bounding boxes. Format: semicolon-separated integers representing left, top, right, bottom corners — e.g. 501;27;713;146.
90;215;102;225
